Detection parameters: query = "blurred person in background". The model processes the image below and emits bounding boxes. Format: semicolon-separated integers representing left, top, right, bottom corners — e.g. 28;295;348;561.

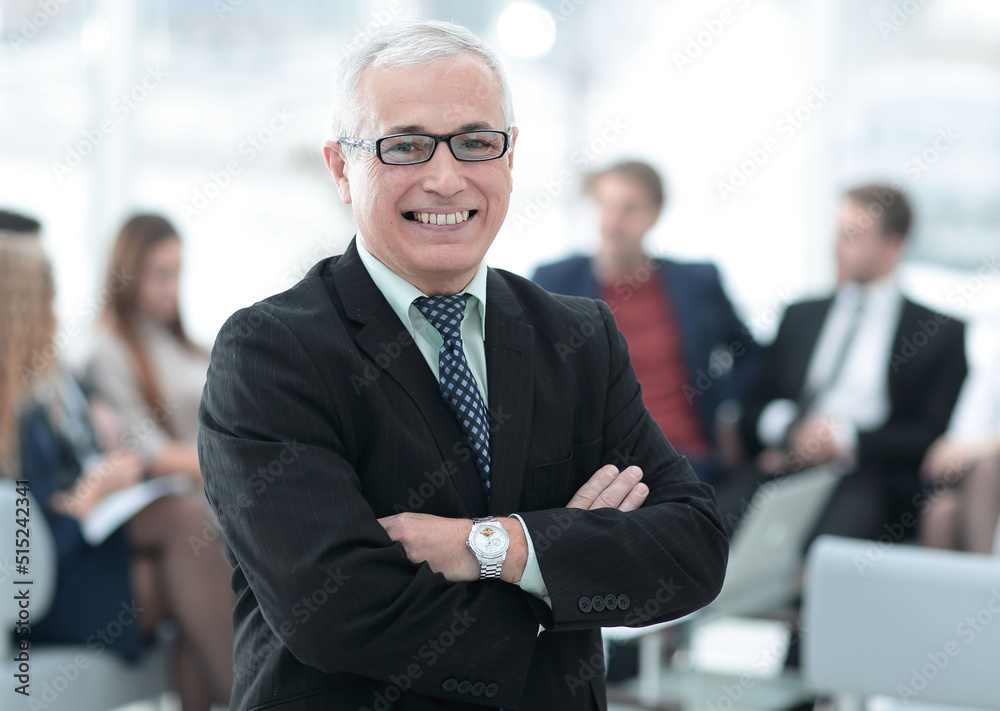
919;349;1000;553
84;214;208;482
0;208;42;240
532;161;760;484
720;184;967;546
0;233;233;711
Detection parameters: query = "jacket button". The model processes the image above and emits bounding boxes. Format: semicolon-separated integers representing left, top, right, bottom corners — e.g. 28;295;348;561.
457;680;472;694
578;596;593;613
618;594;630;610
591;595;605;612
471;681;486;696
485;682;499;698
442;678;458;691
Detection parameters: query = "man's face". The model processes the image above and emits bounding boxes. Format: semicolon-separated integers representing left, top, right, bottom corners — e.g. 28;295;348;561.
324;54;516;295
834;198;902;284
591;173;660;257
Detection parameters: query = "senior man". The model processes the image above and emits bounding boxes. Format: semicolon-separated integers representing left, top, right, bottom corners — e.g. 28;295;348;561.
199;20;727;711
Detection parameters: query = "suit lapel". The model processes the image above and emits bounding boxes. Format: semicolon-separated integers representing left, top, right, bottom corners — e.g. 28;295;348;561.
328;239;487;516
484;269;535;516
886;297;917;403
792;298;834;395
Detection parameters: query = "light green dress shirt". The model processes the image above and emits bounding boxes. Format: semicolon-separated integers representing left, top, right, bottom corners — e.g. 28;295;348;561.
355;236;549;605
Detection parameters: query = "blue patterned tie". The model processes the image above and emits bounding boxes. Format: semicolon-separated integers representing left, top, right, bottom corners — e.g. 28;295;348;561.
414;294;491;501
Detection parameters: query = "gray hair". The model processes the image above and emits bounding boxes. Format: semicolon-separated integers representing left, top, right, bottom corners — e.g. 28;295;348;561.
332;20;515;151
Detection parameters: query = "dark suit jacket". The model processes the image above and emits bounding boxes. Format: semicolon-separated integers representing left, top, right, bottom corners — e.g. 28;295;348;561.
740;294;967;505
532;256;760;448
198;240;728;711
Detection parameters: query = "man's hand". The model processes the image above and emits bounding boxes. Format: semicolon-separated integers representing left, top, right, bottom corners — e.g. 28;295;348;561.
377;513;528;584
786;414;842;469
565;464;648;511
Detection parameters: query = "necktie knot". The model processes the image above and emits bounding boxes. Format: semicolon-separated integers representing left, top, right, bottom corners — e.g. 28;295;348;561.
414;294;470;342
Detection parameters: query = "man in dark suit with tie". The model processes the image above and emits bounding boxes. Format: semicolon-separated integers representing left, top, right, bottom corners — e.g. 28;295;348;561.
719;184;967;545
532;162;760;484
197;20;727;711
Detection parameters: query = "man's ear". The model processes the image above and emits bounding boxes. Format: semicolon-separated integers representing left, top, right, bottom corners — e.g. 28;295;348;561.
506;126;518;190
322;140;352;205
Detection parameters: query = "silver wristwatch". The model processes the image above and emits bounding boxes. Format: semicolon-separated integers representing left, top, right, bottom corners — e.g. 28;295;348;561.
466;516;510;580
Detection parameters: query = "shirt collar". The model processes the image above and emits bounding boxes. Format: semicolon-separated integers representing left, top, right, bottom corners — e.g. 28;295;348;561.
838;272;899;307
355;233;488;338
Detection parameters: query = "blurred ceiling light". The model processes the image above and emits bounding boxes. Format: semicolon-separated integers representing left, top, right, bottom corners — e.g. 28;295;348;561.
81;17;110;56
497;2;557;60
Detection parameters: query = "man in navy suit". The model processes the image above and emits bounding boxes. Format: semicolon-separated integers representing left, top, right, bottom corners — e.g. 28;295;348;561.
533;161;760;483
198;21;727;711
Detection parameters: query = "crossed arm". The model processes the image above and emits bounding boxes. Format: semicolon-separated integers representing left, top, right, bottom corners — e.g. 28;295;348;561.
378;464;649;584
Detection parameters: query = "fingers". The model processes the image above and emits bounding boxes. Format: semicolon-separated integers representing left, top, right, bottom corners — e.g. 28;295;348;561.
565;464;649;511
616;482;649;512
565;464;620;509
591;466;645;510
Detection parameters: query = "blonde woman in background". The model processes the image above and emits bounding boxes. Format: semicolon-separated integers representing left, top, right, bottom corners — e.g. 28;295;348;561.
84;214;209;481
0;234;233;710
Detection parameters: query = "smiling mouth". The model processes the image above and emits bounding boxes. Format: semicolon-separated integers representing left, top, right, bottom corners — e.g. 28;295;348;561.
403;210;476;225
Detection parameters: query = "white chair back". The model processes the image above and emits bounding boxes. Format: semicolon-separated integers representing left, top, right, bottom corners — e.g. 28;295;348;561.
804;535;1000;709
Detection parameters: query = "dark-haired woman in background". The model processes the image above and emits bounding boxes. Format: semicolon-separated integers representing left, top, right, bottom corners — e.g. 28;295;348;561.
84;214;208;481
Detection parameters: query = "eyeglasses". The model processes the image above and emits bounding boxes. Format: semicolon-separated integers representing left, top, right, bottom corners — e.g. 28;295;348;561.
336;130;510;166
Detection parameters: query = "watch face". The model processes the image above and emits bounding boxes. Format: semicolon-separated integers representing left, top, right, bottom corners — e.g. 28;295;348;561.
471;524;509;557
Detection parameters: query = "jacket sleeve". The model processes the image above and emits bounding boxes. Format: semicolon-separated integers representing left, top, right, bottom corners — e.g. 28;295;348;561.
198;305;542;708
516;300;729;631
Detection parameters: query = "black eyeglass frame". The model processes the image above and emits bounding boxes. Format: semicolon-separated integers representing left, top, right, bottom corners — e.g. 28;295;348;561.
335;129;511;166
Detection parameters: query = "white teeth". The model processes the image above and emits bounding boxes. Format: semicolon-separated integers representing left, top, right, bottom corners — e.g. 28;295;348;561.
412;211;471;225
